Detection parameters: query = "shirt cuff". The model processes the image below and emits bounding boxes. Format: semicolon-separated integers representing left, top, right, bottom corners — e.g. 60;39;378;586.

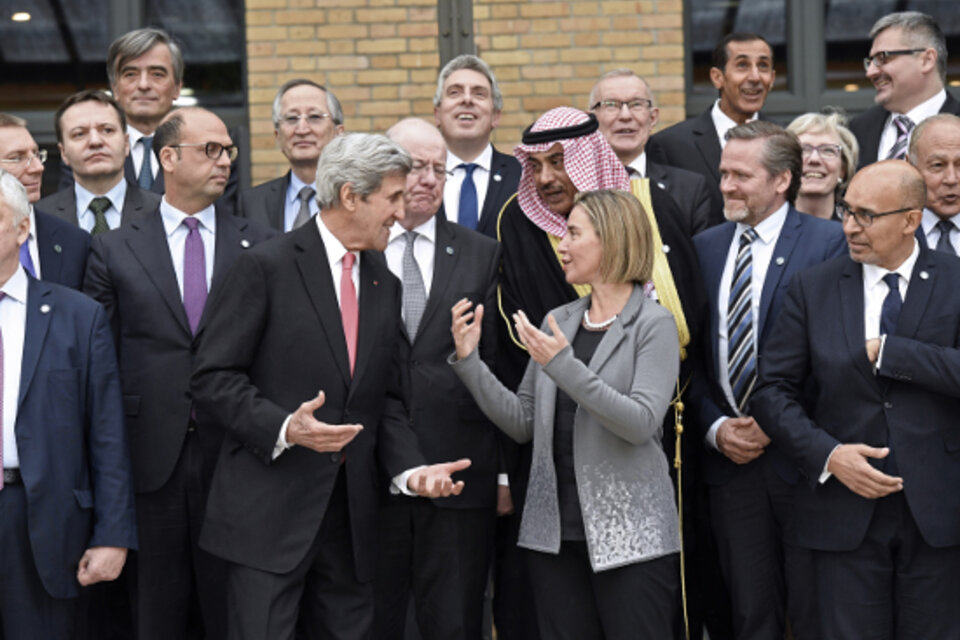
875;334;888;372
706;416;728;451
819;444;842;484
498;473;509;487
390;466;427;496
272;414;294;460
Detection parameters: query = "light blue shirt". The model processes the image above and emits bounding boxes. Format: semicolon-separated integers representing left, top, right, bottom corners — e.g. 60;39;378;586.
284;172;319;232
75;179;127;233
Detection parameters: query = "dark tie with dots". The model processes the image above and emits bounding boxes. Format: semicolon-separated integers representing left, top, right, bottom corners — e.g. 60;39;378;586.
90;196;112;235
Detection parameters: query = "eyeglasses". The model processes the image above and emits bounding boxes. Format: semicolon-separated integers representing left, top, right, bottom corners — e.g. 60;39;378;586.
410;161;450;181
838;201;914;227
863;49;925;71
801;143;843;160
0;148;47;167
169;142;239;162
591;99;653;114
279;113;332;128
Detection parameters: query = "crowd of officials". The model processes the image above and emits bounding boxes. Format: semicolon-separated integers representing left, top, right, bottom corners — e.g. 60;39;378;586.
1;8;959;640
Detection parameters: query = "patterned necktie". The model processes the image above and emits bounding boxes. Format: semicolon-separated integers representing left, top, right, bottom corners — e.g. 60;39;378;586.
139;137;154;190
18;242;35;278
880;273;902;336
182;217;207;334
402;231;427;341
457;163;478;230
728;227;759;413
886;115;914;161
936;219;957;256
0;292;5;490
90;196;112;235
293;186;315;230
340;252;358;375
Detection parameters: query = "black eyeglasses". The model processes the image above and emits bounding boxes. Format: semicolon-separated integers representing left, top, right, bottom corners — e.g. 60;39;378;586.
590;99;653;114
838;201;914;227
169;142;238;162
863;49;925;71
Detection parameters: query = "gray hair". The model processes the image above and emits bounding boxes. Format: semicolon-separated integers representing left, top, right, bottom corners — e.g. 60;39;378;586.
909;112;960;164
587;69;654;109
870;12;947;83
726;120;803;204
0;169;30;226
787;108;860;191
314;133;412;209
433;55;503;112
271;79;344;128
107;28;185;87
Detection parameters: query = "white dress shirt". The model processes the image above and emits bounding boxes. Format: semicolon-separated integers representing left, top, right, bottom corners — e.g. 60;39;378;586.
385;216;436;306
283;171;319;232
711;99;759;150
1;266;28;469
707;202;789;449
920;208;960;255
24;207;41;279
877;89;946;161
127;125;160;182
626;152;649;178
159;198;216;296
443;144;493;225
76;179;127;233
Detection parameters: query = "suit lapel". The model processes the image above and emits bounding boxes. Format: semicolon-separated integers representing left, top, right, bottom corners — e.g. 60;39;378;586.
646;161;670;191
704;224;736;372
17;278;53;409
54;189;80;226
33;213;63;284
586;290;643;373
896;246;935;340
350;251;389;393
127;210;192;335
120;185;150;226
758;208;801;339
270;173;291;231
481;151;508;222
195;207;248;336
415;219;457;341
839;259;879;388
294;226;352;384
692;110;722;182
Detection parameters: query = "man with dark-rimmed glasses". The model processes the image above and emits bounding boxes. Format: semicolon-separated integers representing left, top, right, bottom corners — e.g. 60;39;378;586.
850;11;960;167
83;107;275;640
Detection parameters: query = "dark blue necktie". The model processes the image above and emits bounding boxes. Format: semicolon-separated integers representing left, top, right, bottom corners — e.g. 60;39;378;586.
139;137;154;190
880;273;901;336
457;163;478;230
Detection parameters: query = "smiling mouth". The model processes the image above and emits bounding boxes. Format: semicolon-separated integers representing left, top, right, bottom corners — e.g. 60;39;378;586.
803;171;827;179
456;114;477;122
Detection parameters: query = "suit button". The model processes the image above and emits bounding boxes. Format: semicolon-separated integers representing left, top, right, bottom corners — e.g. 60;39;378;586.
884;401;893;409
331;453;341;463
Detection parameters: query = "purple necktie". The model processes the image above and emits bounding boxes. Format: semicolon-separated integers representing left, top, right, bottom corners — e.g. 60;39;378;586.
182;217;207;334
18;242;35;278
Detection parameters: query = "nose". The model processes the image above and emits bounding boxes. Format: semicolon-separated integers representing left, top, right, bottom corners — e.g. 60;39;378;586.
136;70;151;89
746;63;761;82
536;164;555;186
88;129;103;147
26;153;43;175
865;59;880;80
216;146;232;167
944;164;960;185
294;115;310;133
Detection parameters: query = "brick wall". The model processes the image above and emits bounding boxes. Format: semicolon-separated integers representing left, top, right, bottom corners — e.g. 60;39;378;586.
245;0;685;185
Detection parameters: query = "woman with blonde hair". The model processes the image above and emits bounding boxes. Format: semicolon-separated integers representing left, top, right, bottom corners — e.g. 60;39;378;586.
787;109;860;220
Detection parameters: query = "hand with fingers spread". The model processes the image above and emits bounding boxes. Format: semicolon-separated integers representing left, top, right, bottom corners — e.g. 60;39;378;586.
285;391;363;454
407;458;472;498
451;298;483;360
827;444;903;499
513;310;568;366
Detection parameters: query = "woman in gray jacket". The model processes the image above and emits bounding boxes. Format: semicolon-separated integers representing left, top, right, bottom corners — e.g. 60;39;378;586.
450;189;681;639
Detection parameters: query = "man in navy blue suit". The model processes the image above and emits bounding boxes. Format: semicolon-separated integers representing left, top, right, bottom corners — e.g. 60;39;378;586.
0;169;136;638
753;159;960;638
691;121;846;640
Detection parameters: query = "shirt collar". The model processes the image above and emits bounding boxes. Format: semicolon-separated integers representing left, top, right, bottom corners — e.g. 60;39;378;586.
315;211;356;267
0;264;28;304
446;144;493;173
27;205;36;241
893;89;947;126
711;99;759;146
159;197;217;237
388;214;437;245
287;171;316;206
862;239;921;290
922;207;960;234
627;151;647;177
737;201;789;245
75;178;127;215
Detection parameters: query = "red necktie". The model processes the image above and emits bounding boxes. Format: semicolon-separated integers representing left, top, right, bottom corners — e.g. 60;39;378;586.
340;252;358;375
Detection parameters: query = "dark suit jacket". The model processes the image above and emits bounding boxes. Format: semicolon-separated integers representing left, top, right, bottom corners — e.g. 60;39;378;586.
82;206;276;494
237;171;289;231
392;216;502;510
850;91;960;169
192;222;426;580
36;180;160;229
16;276;137;598
31;208;91;290
753;244;960;551
691;207;847;485
647;159;722;236
475;146;521;240
648;107;724;216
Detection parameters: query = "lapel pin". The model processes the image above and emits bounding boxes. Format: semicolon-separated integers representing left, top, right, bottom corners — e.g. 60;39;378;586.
661;244;670;254
241;239;250;248
446;246;454;255
776;256;785;266
493;173;502;182
40;304;50;314
373;280;379;286
657;181;666;190
920;270;929;280
54;244;62;254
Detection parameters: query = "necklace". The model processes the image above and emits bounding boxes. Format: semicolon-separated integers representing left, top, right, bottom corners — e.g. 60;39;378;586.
582;308;616;330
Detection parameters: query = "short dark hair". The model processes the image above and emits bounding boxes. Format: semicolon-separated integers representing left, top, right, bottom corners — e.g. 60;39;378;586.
54;90;127;143
152;110;185;157
712;32;772;71
107;27;184;87
726;120;803;204
870;12;947;83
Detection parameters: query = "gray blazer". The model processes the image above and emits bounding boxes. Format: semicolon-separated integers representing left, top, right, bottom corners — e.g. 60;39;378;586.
451;286;681;571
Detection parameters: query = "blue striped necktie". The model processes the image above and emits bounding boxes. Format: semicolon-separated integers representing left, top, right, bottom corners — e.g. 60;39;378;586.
728;227;759;412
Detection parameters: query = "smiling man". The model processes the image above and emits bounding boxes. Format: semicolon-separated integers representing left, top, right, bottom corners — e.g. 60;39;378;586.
851;12;960;167
434;55;521;237
239;79;345;231
38;90;159;233
649;33;775;214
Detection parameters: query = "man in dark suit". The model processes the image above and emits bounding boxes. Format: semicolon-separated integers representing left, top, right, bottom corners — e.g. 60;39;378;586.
237;79;345;231
851;12;960;168
752;159;960;638
591;69;720;236
434;54;521;238
83;107;275;640
691;121;846;640
648;33;775;216
909;113;960;254
0;169;137;639
0;114;91;289
191;132;471;640
39;90;159;232
373;118;501;640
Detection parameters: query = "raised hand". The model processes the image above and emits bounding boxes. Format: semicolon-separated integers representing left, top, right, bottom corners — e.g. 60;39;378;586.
514;311;568;366
451;298;483;360
286;391;363;453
